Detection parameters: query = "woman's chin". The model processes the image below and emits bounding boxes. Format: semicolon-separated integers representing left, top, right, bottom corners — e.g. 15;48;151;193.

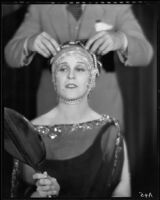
60;92;80;99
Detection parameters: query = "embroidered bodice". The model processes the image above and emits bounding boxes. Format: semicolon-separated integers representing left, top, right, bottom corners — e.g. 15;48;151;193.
11;115;124;198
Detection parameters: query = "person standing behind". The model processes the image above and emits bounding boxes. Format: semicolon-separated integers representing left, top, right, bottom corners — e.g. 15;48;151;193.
4;4;153;131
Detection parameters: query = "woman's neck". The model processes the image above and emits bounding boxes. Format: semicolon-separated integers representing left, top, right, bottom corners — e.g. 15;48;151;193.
56;100;92;124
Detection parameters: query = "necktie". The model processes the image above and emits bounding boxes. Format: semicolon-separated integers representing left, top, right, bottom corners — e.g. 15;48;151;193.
67;4;82;21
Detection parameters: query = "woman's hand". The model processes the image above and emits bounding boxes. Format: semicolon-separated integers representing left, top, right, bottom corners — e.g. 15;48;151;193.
27;32;60;58
31;171;60;198
85;30;126;55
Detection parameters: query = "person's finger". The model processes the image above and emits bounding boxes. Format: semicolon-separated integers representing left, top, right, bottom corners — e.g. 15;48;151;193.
50;178;60;193
89;36;105;53
50;38;60;52
41;38;57;56
85;31;106;50
36;189;48;197
97;39;112;55
41;32;60;52
36;42;50;57
36;183;59;194
49;189;59;196
37;184;50;191
33;172;48;180
48;176;57;182
43;171;48;177
47;191;59;198
101;45;113;55
36;181;59;194
34;35;50;57
37;178;52;186
37;48;49;58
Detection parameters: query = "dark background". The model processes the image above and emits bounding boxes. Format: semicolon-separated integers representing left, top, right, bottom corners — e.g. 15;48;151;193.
1;3;159;199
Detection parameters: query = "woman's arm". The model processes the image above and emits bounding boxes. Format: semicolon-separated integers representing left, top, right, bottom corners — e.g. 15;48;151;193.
112;140;131;197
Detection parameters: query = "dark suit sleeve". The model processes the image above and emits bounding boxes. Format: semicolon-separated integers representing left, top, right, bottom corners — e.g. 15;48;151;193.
4;5;41;67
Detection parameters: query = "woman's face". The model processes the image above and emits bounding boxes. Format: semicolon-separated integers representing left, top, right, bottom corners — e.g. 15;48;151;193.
52;53;91;101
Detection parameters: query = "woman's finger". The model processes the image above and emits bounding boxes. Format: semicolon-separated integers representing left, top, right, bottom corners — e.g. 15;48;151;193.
37;184;50;191
48;190;59;196
33;172;47;180
38;178;52;186
36;189;48;197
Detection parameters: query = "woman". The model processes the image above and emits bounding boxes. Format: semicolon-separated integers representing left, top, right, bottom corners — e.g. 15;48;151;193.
11;42;131;198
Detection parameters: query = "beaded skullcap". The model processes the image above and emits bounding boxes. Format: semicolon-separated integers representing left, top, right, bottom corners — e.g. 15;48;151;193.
50;41;102;77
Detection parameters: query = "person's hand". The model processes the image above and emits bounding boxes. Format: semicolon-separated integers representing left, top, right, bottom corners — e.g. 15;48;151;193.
32;171;60;198
85;30;126;56
27;32;60;58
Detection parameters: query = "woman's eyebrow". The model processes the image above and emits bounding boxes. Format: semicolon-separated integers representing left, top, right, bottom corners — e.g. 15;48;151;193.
76;61;88;65
58;62;68;65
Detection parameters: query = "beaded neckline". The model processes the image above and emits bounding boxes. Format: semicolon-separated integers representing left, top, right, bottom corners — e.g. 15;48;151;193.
34;114;112;140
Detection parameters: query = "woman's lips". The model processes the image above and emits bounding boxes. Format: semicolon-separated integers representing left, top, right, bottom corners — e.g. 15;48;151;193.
65;83;78;88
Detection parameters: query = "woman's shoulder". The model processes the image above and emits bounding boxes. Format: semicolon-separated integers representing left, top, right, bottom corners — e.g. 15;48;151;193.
88;110;103;121
86;110;120;130
31;109;56;126
91;111;120;128
102;115;121;140
31;115;45;125
88;111;121;140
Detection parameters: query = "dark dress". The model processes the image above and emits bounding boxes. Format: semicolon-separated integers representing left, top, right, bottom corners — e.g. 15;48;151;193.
11;115;124;198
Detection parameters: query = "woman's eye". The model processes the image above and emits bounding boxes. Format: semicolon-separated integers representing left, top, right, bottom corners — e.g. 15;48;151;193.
58;66;68;72
76;67;86;72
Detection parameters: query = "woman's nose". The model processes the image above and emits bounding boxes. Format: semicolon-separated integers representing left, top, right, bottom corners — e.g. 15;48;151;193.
67;69;75;79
